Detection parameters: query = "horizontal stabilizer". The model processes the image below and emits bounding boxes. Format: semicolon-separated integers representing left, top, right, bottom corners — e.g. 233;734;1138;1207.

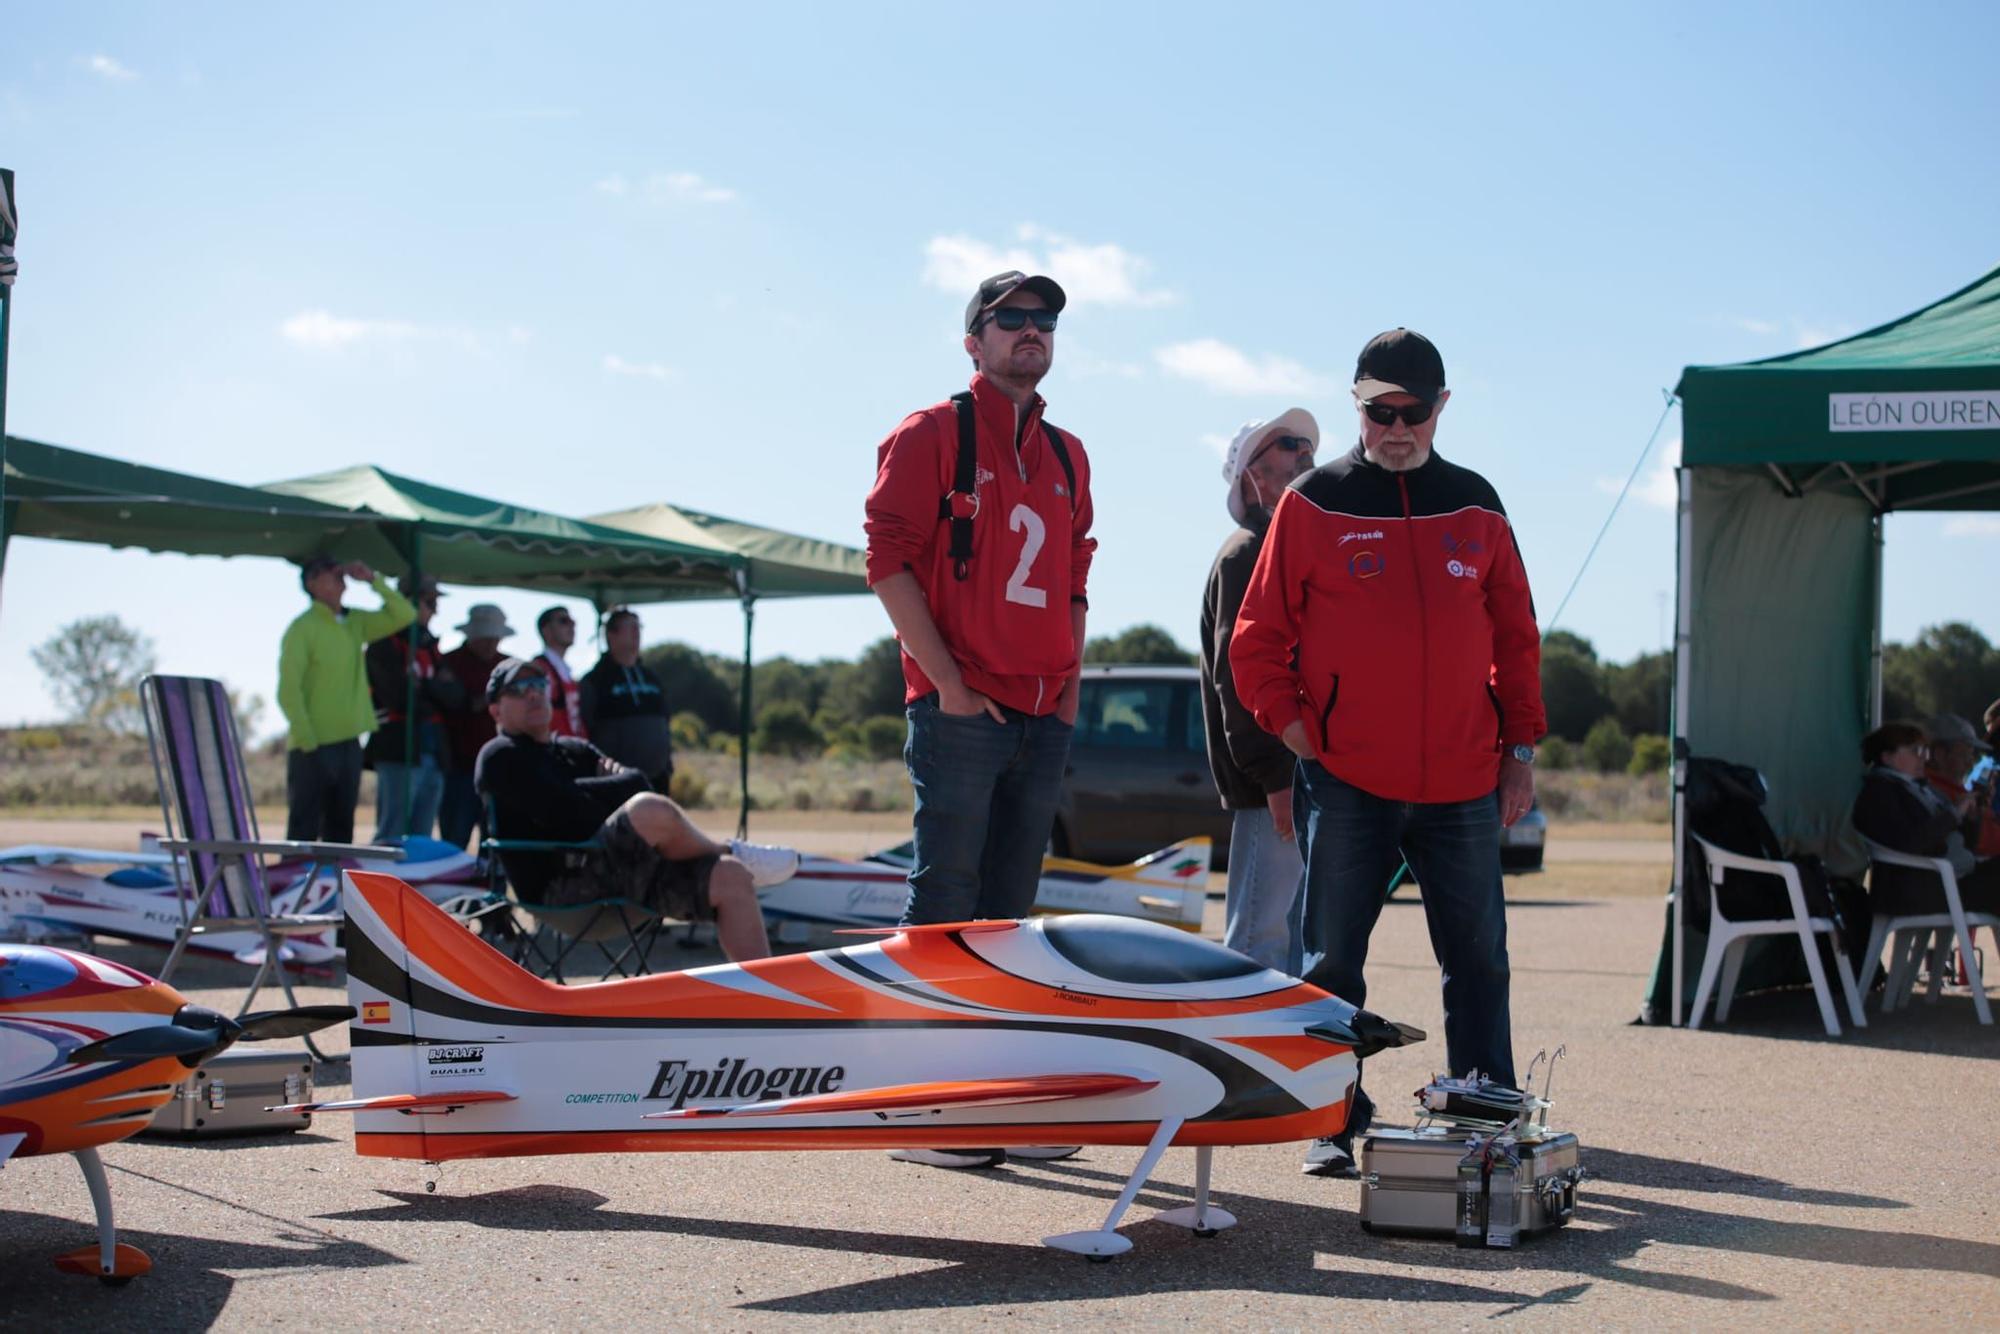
1306;1011;1428;1060
266;1089;516;1116
833;920;1021;937
644;1072;1156;1121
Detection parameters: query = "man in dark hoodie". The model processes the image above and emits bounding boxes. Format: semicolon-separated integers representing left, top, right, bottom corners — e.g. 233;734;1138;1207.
1200;410;1319;976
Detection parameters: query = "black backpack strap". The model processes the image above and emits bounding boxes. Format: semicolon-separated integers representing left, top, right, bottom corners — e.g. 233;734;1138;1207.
937;392;980;581
1042;421;1077;512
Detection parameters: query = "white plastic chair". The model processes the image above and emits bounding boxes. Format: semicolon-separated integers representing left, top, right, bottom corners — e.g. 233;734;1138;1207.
1687;834;1866;1037
1858;839;1996;1026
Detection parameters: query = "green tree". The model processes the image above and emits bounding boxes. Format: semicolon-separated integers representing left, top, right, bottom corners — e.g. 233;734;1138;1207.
858;715;906;762
30;614;157;733
1084;624;1196;665
669;711;709;751
1581;715;1633;773
752;700;823;757
1538;735;1575;770
822;637;907;726
1881;623;2000;722
1627;733;1671;775
641;642;738;736
1540;631;1611;742
1606;650;1673;738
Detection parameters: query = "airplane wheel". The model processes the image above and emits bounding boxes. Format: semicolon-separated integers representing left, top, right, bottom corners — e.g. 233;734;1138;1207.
1086;1255;1113;1265
1194;1227;1218;1239
99;1275;135;1287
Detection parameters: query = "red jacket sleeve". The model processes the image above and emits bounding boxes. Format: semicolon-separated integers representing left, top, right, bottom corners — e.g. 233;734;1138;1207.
1228;491;1308;738
863;411;944;587
1484;520;1546;746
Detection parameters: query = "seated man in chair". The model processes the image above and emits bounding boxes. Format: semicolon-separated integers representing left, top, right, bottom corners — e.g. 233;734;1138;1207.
474;657;796;962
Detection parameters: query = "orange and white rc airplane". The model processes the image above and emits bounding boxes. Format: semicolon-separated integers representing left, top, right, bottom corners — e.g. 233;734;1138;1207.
0;943;351;1281
288;872;1423;1258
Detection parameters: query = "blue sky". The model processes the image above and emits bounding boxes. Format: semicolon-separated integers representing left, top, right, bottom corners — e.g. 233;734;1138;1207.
3;3;1998;735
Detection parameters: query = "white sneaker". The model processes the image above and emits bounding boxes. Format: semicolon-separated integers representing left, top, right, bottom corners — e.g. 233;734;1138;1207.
726;839;800;888
888;1147;1006;1169
1005;1145;1081;1161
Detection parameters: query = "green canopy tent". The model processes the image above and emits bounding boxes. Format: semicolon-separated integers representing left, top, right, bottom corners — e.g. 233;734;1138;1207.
1;434;388;571
1657;262;2000;1024
590;501;872;836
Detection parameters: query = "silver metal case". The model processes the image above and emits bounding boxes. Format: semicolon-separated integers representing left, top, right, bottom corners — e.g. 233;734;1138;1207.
1360;1127;1583;1241
146;1049;315;1139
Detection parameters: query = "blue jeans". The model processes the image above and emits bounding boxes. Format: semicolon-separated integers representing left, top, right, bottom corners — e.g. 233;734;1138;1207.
1225;805;1304;974
1294;759;1514;1086
374;754;444;844
902;694;1074;924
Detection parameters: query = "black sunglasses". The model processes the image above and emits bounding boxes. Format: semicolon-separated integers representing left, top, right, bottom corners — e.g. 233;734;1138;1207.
1362;400;1435;427
1262;434;1314;454
979;307;1058;334
497;676;551;699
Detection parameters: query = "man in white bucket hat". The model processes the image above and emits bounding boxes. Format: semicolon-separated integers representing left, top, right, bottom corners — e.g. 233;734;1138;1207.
438;602;515;848
1199;409;1319;975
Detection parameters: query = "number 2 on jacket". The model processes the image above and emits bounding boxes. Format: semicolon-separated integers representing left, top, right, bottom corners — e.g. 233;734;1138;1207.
1005;504;1047;608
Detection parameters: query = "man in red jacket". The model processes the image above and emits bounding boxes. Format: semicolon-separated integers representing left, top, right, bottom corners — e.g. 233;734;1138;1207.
863;270;1096;1171
1231;328;1544;1177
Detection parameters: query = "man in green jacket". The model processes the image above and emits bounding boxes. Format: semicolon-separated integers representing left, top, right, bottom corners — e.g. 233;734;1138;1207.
279;556;415;842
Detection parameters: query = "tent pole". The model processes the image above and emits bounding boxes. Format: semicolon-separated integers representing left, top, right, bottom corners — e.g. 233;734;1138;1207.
0;168;15;621
736;573;754;839
1869;514;1884;727
401;531;424;841
1670;467;1694;1026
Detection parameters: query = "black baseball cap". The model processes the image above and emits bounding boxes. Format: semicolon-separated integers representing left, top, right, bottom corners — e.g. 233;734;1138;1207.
965;270;1068;333
485;656;550;703
1353;328;1446;403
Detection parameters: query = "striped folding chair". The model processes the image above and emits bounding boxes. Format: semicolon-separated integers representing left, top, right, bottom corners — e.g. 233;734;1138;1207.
141;674;402;1057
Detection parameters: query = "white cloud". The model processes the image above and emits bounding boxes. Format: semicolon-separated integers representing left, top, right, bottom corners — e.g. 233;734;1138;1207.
1154;338;1331;396
82;54;138;82
1594;435;1681;511
1943;516;2000;539
598;171;737;205
280;310;420;348
603;353;677;382
278;309;502;352
1732;315;1855;350
922;224;1172;308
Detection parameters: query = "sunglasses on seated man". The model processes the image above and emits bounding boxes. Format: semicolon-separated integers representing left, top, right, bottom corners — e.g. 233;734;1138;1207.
1360;399;1436;427
1260;434;1314;455
977;307;1059;334
497;675;552;699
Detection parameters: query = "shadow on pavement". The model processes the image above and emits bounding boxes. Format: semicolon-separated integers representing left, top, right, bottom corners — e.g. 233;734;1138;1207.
1702;987;2000;1059
0;1209;404;1329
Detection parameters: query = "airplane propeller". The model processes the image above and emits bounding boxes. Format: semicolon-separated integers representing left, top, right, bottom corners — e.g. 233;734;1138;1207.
1306;1011;1428;1060
68;1004;356;1066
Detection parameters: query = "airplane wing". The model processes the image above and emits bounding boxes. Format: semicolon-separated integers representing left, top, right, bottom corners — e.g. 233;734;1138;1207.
643;1072;1157;1121
267;1089;516;1116
833;920;1021;937
0;1132;24;1166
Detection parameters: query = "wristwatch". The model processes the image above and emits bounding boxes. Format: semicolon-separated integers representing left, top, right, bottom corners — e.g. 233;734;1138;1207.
1507;744;1536;766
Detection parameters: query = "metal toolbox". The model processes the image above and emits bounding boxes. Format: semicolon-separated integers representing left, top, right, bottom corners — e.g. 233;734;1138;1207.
1360;1127;1583;1243
145;1049;315;1139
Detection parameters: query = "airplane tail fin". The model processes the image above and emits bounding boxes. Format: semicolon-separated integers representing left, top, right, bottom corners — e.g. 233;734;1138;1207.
1129;839;1212;888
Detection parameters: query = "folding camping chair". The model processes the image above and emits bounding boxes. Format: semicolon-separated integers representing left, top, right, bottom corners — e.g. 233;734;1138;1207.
481;802;665;984
1858;839;1996;1026
1687;834;1867;1037
141;674;402;1059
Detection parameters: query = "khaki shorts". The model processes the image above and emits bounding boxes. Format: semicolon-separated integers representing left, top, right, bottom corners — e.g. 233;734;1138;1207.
543;810;720;921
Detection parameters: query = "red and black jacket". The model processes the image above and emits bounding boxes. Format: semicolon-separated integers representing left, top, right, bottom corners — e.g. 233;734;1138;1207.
863;373;1096;715
1230;444;1545;804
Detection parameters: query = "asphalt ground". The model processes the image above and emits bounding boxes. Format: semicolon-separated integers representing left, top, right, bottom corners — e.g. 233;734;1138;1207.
2;823;1996;1327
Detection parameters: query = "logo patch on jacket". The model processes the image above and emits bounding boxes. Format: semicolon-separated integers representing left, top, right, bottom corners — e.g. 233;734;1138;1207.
1339;529;1385;546
1446;559;1480;579
1349;550;1383;579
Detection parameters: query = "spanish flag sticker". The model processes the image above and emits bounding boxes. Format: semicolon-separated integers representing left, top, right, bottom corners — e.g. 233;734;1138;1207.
361;1001;391;1025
